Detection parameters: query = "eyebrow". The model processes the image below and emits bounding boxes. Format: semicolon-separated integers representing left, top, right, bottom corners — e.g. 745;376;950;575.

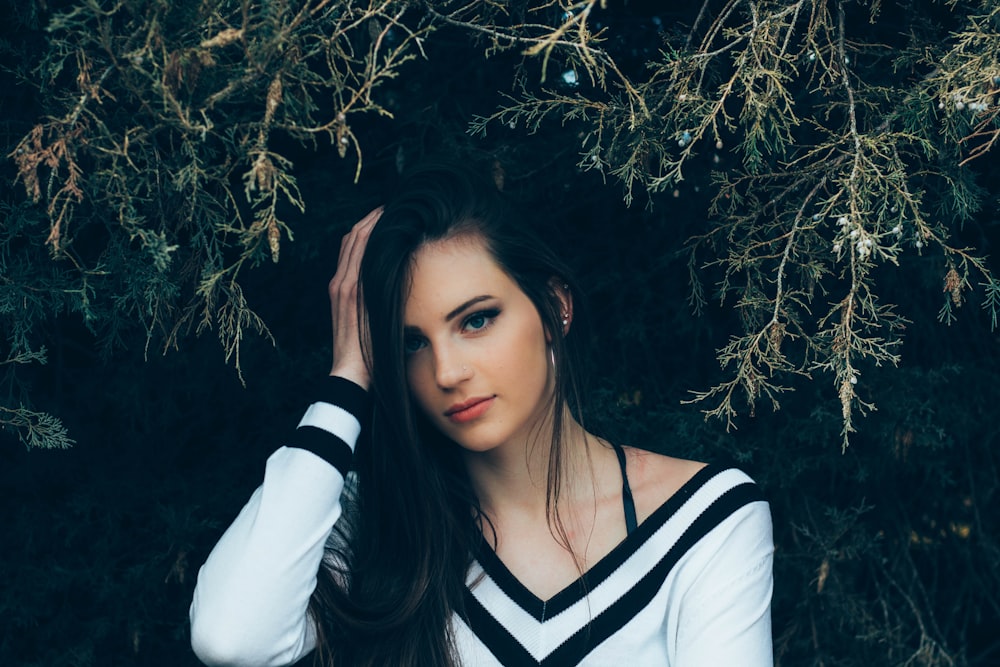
446;295;495;321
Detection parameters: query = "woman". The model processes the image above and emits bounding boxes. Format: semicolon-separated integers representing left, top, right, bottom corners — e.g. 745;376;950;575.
190;163;774;666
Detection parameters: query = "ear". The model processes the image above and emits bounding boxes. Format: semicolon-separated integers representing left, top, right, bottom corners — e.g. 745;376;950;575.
549;278;573;337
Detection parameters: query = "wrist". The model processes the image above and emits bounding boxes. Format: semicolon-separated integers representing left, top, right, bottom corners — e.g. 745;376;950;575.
329;365;370;391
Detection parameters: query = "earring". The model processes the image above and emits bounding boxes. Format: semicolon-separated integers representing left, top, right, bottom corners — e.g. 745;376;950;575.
561;312;569;326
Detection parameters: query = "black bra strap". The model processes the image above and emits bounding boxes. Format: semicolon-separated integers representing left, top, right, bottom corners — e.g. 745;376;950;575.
612;443;638;535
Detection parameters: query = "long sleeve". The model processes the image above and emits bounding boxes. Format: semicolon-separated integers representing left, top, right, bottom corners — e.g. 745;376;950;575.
672;499;774;666
190;377;369;667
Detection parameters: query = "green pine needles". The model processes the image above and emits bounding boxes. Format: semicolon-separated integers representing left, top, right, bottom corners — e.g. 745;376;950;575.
3;0;427;447
469;0;1000;447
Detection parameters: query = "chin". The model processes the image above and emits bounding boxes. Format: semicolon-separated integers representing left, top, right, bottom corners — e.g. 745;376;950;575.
446;432;506;454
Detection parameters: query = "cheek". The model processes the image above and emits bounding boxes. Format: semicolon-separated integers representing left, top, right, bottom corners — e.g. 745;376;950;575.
507;320;551;384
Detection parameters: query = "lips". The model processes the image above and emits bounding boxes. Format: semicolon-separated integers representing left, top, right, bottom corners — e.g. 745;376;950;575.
444;396;495;423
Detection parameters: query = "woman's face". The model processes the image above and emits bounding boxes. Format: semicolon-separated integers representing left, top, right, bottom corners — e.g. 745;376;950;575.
402;235;557;454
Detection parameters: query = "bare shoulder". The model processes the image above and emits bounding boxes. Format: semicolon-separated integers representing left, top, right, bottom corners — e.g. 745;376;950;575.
621;447;707;524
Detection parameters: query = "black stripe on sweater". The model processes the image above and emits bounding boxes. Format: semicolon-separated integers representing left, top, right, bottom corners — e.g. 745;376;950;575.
542;483;764;665
286;425;354;478
475;464;725;621
310;375;370;423
462;595;539;666
465;481;764;666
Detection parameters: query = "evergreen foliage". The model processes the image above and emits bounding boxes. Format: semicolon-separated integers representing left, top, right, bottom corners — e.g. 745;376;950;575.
1;0;998;665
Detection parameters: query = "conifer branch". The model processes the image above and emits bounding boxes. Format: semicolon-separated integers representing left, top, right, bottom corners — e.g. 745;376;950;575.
0;405;75;450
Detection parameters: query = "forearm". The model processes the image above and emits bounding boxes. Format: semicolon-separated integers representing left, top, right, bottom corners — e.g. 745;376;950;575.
190;377;368;667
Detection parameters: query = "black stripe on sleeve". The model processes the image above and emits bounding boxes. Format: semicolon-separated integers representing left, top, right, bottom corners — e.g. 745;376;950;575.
286;424;355;477
312;375;371;423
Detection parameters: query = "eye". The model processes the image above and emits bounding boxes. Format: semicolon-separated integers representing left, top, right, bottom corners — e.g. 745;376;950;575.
462;309;499;333
403;335;427;355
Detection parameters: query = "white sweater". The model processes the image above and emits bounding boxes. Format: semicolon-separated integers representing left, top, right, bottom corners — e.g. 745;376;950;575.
190;378;774;666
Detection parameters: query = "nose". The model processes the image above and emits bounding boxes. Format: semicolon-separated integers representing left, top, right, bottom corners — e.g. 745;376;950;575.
433;344;472;389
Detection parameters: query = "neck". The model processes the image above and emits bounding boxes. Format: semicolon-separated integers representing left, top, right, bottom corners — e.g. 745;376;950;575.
462;408;600;520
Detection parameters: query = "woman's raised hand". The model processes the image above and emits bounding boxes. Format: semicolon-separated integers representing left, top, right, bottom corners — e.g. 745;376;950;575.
328;207;382;390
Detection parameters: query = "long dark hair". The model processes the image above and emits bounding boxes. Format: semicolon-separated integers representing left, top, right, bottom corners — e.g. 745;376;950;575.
310;161;587;666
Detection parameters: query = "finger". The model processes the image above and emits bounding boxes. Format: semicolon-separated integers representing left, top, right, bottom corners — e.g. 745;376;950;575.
338;207;382;272
332;233;355;290
355;205;383;229
332;208;378;287
330;207;383;305
341;207;382;282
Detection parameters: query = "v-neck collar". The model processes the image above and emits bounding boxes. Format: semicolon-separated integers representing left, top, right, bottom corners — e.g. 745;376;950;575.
471;463;720;621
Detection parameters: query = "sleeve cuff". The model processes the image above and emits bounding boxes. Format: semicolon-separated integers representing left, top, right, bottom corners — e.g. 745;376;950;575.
308;375;371;424
286;375;371;477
